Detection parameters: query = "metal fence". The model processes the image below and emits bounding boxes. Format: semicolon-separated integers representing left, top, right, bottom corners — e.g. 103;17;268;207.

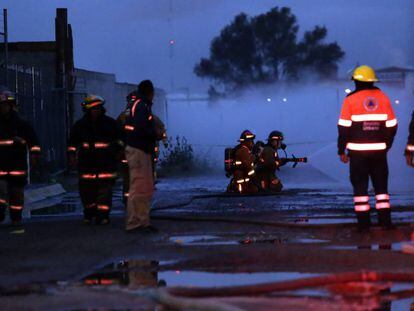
0;65;68;173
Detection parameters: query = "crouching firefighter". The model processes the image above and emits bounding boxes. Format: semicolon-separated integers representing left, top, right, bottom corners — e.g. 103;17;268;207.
68;95;123;225
225;130;258;194
337;65;397;230
0;90;41;226
254;131;286;192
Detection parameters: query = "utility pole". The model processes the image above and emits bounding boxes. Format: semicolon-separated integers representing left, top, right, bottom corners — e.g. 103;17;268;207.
168;0;175;93
0;9;8;87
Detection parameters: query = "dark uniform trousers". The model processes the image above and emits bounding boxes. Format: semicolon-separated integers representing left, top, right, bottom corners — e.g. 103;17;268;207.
0;177;25;222
79;177;115;221
350;154;388;197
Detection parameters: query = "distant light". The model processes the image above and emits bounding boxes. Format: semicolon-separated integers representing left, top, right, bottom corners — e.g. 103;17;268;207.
345;88;352;94
267;98;272;102
395;99;400;104
169;39;175;45
282;98;287;102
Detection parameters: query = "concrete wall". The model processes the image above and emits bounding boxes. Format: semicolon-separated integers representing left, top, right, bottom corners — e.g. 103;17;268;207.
73;68;166;122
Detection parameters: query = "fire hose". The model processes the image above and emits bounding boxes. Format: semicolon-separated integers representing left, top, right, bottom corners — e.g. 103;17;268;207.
167;270;414;298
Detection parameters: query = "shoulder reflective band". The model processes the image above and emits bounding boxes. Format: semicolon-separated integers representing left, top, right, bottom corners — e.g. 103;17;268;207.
351;114;388;122
67;146;77;152
376;202;390;209
236;179;245;184
406;145;414;152
235;161;242;165
30;146;41;152
148;115;153;121
346;142;387;151
354;196;370;203
124;125;134;131
122;159;128;163
355;204;370;212
0;140;14;145
248;170;255;176
82;143;90;148
131;99;141;117
10;205;23;210
94;143;110;148
9;171;26;176
338;119;352;127
386;119;398;127
124;192;129;197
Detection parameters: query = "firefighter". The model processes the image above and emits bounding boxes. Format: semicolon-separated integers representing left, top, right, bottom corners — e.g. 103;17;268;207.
152;115;168;183
227;130;258;194
252;140;265;165
117;91;138;206
254;131;285;192
0;89;41;226
124;80;164;233
405;111;414;167
337;65;397;230
68;95;122;225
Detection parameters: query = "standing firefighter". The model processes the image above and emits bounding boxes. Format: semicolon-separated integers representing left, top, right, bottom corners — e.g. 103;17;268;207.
337;65;398;230
124;80;163;233
0;90;41;226
226;130;258;194
405;112;414;167
68;95;122;225
254;131;286;192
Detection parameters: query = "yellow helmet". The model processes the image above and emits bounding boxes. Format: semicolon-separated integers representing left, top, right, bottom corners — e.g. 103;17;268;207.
82;94;105;109
352;65;378;82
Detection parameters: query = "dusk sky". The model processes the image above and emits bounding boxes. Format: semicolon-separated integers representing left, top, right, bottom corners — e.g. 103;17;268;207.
3;0;414;92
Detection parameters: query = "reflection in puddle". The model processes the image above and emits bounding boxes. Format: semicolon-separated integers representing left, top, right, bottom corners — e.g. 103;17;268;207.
83;260;164;288
170;235;238;246
158;271;317;287
326;242;405;251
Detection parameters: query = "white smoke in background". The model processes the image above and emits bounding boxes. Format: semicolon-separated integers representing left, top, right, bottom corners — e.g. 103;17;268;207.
165;82;414;191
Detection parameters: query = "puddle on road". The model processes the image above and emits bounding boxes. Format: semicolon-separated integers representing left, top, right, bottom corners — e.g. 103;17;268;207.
81;259;318;288
326;242;406;251
79;259;414;310
170;235;238;246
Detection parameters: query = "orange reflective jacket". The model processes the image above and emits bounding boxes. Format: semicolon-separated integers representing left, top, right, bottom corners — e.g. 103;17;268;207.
337;87;397;154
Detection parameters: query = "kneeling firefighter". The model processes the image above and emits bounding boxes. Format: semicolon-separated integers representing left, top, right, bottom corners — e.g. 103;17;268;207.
225;130;258;194
0;89;41;226
254;131;286;192
68;95;123;225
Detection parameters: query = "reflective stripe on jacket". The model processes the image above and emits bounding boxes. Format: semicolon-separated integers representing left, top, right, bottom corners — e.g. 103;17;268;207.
337;87;397;154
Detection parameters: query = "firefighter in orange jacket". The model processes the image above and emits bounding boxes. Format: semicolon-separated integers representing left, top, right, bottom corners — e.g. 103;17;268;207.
68;95;123;225
338;65;397;230
227;130;258;194
0;90;41;226
254;131;285;192
405;112;414;167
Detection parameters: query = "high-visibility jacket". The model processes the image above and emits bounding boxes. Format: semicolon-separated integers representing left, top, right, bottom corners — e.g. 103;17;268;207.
0;111;40;183
124;95;159;154
68;114;123;179
337;86;397;155
405;111;414;155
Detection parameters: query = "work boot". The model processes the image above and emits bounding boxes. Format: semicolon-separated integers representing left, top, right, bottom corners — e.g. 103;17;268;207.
356;211;371;232
377;209;393;230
